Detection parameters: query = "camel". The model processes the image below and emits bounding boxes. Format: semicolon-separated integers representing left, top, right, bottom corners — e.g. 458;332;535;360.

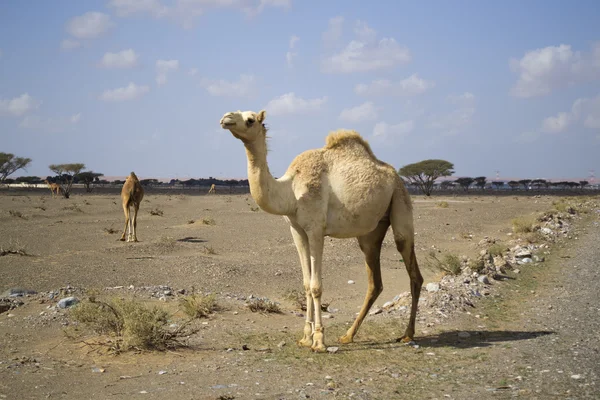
220;109;423;352
44;179;62;198
119;172;144;242
208;184;216;194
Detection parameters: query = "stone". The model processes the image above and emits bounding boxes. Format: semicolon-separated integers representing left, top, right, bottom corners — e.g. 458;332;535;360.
347;280;355;285
515;249;532;258
457;331;471;339
2;288;37;297
326;346;339;353
382;301;394;309
426;283;440;293
57;297;78;309
477;275;490;285
369;307;383;316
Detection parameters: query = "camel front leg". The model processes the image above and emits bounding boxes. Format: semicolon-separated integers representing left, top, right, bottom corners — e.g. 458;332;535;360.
397;243;423;342
120;204;130;241
290;224;313;347
308;231;326;352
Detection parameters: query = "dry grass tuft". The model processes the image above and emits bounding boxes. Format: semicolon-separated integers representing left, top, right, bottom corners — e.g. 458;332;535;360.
426;251;462;275
201;217;215;225
436;201;449;208
70;296;197;352
8;210;27;219
246;298;281;314
179;293;218;319
201;245;216;255
0;239;29;257
487;243;507;257
511;215;537;233
103;227;119;234
63;204;83;213
149;207;164;216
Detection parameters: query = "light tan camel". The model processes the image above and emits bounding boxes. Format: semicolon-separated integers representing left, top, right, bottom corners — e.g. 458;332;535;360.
220;109;423;352
44;179;62;198
208;184;216;194
120;172;144;242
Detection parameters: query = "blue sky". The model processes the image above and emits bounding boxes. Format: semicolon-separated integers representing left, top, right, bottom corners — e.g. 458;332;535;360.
1;0;599;181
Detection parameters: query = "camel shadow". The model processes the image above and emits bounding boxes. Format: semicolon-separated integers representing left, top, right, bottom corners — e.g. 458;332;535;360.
177;236;207;244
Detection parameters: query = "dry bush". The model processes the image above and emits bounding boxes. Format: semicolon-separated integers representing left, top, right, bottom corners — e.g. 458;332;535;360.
436;201;449;208
63;204;83;213
201;245;216;255
246;298;281;314
201;217;215;225
70;296;196;352
552;199;577;214
0;239;28;257
103;227;118;234
187;219;195;224
511;215;538;233
149;207;163;216
8;210;26;219
35;206;46;211
426;251;462;275
283;289;328;311
179;293;218;319
487;243;506;257
250;206;260;212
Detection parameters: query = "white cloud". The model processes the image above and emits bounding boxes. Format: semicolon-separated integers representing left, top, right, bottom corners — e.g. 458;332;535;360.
354;20;376;43
322;38;411;74
338;102;378;123
66;12;113;39
542;112;571;133
155;59;179;85
0;93;40;117
99;83;150;102
100;49;139;69
108;0;168;17
286;35;299;68
19;113;81;133
202;74;256;97
264;92;328;116
372;120;414;139
60;39;81;50
541;94;600;134
322;16;344;48
355;74;435;96
429;107;475;136
188;68;198;76
510;42;600;97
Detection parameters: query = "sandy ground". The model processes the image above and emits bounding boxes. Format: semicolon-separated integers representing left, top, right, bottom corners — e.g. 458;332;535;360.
0;189;597;399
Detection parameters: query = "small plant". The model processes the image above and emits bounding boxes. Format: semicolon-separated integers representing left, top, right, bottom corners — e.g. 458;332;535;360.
552;199;577;214
70;296;197;352
469;257;485;273
511;215;537;233
283;289;306;311
8;210;26;219
0;240;28;256
487;243;506;257
103;227;118;234
149;207;164;216
35;206;46;211
63;204;83;213
250;206;260;212
179;293;218;319
187;219;195;224
426;252;462;275
436;201;449;208
201;217;215;225
202;245;216;255
246;298;281;314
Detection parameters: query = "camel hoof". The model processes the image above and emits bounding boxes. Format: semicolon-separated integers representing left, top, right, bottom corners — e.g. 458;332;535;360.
398;335;414;343
311;344;327;353
119;237;126;242
297;338;313;348
338;335;353;344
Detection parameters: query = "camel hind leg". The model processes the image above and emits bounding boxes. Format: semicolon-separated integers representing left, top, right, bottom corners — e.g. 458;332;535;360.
131;202;140;242
390;189;423;342
339;217;390;344
120;203;130;241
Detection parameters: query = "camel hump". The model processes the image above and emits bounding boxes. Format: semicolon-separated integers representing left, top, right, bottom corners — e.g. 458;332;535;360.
324;129;376;158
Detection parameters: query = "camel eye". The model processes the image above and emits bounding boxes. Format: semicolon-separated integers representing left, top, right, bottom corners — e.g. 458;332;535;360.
246;118;255;126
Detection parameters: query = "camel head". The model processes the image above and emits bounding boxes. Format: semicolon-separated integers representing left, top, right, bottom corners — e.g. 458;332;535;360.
220;110;267;143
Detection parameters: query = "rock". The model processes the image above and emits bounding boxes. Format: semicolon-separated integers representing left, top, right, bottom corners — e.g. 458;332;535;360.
158;370;167;375
458;331;471;339
0;302;11;314
540;227;553;235
369;307;383;316
326;346;339;353
277;341;286;349
517;257;533;265
2;288;37;297
571;374;583;380
382;301;394;309
426;283;440;293
57;297;78;309
515;249;532;258
477;275;490;285
533;255;545;263
347;280;355;284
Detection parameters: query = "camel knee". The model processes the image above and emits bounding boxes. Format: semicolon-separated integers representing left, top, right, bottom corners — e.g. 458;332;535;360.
310;285;322;299
371;282;383;297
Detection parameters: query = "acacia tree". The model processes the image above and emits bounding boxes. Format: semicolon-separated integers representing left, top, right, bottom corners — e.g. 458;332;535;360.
474;176;487;190
518;179;532;190
77;171;104;192
49;163;85;198
398;159;454;196
0;152;32;183
579;180;589;189
492;181;505;190
455;177;474;191
508;180;520;190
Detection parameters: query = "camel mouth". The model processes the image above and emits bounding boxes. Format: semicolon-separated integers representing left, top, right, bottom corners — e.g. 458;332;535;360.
220;117;237;129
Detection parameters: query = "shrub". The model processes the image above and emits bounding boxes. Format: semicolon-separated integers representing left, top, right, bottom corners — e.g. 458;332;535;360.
201;217;215;225
487;243;506;257
246;298;281;314
436;201;449;208
149;207;163;216
179;293;218;319
511;215;537;233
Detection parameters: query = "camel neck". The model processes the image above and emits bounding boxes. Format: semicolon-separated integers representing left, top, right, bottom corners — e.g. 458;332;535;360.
244;138;295;216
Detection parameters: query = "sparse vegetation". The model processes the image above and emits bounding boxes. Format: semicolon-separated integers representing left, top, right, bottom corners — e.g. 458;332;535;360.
436;201;449;208
149;207;164;216
0;240;28;256
511;215;538;233
62;204;83;213
69;296;197;352
8;210;26;219
103;227;118;234
202;245;216;255
488;243;507;257
179;293;218;319
201;217;215;225
246;298;282;314
187;219;195;224
48;163;86;199
426;251;462;275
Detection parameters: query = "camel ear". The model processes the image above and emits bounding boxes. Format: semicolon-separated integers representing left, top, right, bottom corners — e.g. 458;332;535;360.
257;110;267;123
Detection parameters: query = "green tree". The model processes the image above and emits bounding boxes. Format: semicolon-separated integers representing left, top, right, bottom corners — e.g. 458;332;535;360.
518;179;532;190
77;171;104;192
474;176;487;190
0;152;32;183
508;180;520;190
579;180;589;188
49;163;85;198
398;159;454;196
455;177;474;191
492;181;504;189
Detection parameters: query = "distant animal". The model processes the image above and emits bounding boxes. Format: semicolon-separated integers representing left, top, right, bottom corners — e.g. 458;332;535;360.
120;172;144;242
208;184;216;194
44;179;62;198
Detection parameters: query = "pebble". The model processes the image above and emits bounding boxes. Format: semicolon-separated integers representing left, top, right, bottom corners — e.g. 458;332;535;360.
326;347;339;354
158;370;167;375
347;280;355;284
458;331;471;339
426;283;440;293
571;374;583;380
369;307;382;316
477;275;490;285
57;297;79;309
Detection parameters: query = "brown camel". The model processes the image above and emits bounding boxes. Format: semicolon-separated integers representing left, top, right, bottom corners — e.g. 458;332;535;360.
120;172;144;242
44;179;62;198
208;184;216;194
220;109;423;352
